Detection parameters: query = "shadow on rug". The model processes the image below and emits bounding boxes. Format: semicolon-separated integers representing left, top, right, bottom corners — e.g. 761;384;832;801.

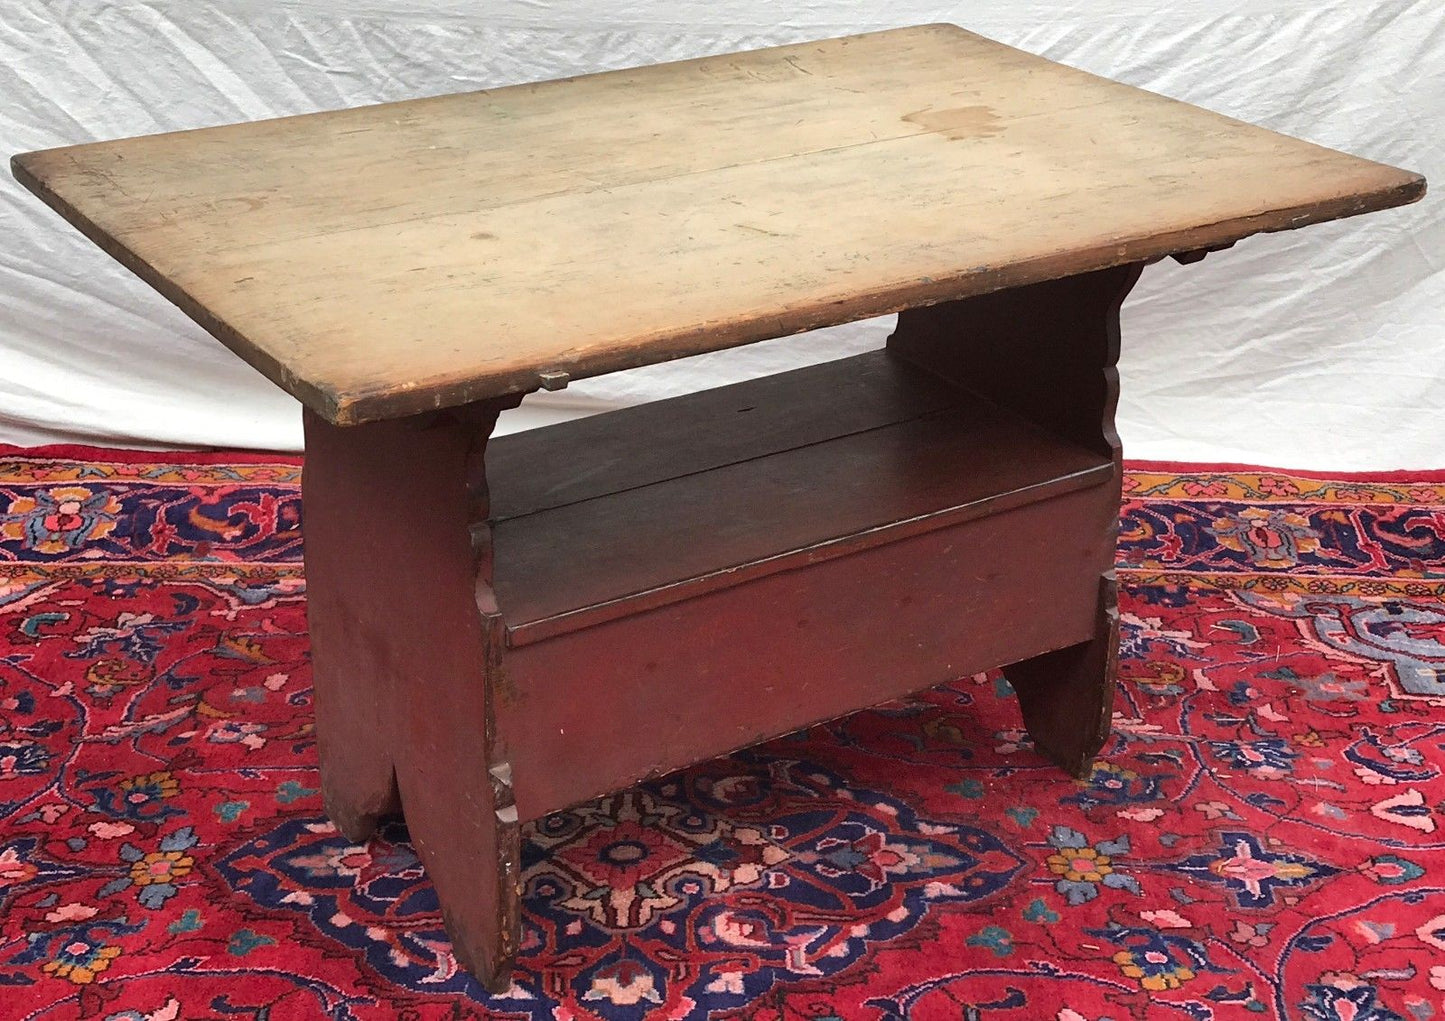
1;448;1443;1020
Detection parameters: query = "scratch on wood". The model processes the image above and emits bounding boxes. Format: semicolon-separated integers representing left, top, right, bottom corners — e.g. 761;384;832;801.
736;223;787;238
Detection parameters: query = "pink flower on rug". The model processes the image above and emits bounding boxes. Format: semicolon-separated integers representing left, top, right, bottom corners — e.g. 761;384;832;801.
89;820;136;839
1140;909;1191;928
1117;807;1164;822
44;903;98;923
0;847;37;886
1257;475;1301;496
1228;921;1269;947
1181;479;1229;497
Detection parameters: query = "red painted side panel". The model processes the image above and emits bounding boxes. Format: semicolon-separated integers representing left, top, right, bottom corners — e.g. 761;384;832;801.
497;483;1116;821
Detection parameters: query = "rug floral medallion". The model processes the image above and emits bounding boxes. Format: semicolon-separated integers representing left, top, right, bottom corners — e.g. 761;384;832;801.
1;449;1443;1020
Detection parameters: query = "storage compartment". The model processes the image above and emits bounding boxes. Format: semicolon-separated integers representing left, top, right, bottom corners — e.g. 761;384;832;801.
487;350;1113;645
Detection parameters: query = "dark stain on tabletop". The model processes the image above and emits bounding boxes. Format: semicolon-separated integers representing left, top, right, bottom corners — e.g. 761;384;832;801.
903;106;1002;140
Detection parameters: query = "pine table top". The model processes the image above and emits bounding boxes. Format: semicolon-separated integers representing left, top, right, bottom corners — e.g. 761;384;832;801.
12;24;1425;424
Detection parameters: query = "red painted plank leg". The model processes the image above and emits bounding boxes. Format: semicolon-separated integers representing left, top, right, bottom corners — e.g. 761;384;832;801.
302;402;521;992
1005;573;1121;777
301;413;403;842
888;262;1145;778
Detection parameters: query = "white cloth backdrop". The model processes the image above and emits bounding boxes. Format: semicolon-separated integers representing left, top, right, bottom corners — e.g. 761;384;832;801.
1;0;1440;467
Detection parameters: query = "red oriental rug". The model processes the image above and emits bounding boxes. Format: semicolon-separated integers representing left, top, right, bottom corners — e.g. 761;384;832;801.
1;446;1444;1021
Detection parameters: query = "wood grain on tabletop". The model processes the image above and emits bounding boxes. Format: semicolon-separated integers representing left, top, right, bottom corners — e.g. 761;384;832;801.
11;24;1426;424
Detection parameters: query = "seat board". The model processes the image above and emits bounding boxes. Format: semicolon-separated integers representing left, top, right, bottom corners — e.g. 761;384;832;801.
492;395;1112;644
487;351;963;521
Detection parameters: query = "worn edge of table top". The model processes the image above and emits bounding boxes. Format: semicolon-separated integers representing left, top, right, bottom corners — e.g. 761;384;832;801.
11;23;1426;425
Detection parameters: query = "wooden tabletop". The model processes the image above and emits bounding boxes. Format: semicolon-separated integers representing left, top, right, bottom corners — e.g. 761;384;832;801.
13;24;1424;425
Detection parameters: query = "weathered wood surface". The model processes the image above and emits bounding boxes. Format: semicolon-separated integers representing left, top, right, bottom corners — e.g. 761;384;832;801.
12;24;1423;424
301;402;522;991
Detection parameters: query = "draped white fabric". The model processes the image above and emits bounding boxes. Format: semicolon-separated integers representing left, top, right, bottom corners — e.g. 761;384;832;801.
2;0;1440;467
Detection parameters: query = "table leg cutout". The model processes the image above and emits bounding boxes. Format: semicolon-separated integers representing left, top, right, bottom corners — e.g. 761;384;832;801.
319;743;398;845
885;263;1144;457
302;400;523;993
887;262;1144;777
1004;573;1120;777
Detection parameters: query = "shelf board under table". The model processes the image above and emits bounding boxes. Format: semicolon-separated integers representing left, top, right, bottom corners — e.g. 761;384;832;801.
487;350;1113;645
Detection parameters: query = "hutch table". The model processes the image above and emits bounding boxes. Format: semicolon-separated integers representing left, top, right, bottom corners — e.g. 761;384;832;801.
13;24;1424;990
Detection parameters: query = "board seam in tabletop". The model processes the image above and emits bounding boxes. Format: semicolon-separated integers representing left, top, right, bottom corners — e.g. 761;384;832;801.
210;103;1105;249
